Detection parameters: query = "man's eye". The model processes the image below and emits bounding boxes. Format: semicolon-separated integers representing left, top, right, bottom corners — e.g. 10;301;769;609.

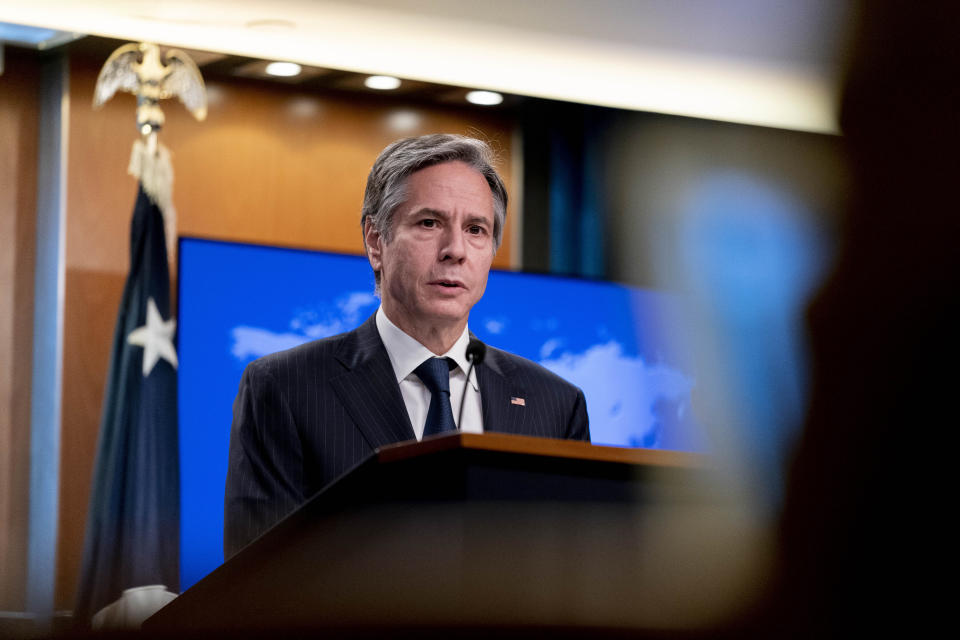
468;225;485;235
420;219;437;228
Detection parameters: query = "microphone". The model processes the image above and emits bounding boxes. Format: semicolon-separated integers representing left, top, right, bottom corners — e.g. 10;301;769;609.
457;338;486;429
466;338;486;366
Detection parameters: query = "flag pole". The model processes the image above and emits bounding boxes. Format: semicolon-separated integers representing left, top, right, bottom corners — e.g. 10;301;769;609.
75;42;205;631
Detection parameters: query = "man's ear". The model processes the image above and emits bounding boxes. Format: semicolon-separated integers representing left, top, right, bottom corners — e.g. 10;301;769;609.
364;219;383;271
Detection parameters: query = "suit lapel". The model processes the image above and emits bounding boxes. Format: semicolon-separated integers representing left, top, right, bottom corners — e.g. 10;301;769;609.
329;315;416;448
476;348;527;435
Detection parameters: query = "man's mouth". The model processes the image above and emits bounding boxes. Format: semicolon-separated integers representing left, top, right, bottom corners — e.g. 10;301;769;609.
430;279;464;289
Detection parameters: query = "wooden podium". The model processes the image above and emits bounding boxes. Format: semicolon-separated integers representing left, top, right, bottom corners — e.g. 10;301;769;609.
146;433;705;633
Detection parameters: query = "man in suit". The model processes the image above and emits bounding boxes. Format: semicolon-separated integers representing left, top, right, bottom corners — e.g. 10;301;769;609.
225;134;589;558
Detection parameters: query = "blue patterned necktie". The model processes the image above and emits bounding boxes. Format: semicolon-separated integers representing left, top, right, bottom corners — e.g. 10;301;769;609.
414;357;456;437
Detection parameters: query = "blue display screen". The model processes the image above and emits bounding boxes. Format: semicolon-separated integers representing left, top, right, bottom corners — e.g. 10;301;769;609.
177;237;700;589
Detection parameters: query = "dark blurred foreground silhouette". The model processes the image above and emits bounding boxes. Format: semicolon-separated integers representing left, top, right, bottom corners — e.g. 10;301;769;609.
761;1;959;635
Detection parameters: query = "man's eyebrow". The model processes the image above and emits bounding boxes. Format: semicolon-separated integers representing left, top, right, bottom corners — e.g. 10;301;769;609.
407;208;491;226
409;207;448;219
464;214;492;227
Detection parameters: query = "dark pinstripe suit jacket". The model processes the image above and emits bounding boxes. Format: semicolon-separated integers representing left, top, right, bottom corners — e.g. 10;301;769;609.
224;314;589;557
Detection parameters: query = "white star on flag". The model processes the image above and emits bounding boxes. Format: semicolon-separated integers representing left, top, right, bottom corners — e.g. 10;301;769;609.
127;297;178;376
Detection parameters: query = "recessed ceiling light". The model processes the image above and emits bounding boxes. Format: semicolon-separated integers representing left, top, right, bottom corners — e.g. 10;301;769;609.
465;90;503;106
364;75;401;90
265;62;302;77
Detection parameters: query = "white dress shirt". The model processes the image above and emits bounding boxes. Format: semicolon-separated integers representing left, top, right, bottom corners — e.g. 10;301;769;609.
375;307;483;440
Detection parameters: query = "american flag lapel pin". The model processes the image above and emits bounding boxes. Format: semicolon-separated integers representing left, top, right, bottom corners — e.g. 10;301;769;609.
511;396;526;406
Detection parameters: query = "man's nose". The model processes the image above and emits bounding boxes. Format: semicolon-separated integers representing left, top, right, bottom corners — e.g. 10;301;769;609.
440;227;466;262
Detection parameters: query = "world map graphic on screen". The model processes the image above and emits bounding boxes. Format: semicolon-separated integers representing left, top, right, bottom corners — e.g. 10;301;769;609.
178;238;702;589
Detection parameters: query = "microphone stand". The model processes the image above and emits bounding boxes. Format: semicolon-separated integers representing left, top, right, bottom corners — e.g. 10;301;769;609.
457;339;486;429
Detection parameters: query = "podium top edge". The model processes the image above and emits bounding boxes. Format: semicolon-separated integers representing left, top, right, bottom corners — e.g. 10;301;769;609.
376;432;705;468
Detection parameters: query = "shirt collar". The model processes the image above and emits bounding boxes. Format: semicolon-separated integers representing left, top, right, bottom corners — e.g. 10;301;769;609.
375;306;478;390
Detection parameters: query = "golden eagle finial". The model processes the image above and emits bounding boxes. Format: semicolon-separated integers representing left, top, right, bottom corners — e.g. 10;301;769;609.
93;42;207;137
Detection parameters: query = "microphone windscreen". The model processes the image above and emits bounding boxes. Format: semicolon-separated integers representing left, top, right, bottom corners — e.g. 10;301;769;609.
466;338;486;365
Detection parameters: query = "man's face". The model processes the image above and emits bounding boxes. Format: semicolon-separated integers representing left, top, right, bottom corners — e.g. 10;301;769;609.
365;161;495;338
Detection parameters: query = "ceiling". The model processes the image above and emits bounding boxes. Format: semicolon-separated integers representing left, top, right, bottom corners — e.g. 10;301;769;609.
0;0;851;133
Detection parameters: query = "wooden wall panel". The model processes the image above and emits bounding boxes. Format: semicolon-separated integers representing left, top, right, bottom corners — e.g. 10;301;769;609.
56;52;519;609
64;61;517;273
165;89;517;259
0;48;39;612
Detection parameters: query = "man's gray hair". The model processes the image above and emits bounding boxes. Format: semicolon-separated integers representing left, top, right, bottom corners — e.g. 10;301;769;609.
361;134;508;275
